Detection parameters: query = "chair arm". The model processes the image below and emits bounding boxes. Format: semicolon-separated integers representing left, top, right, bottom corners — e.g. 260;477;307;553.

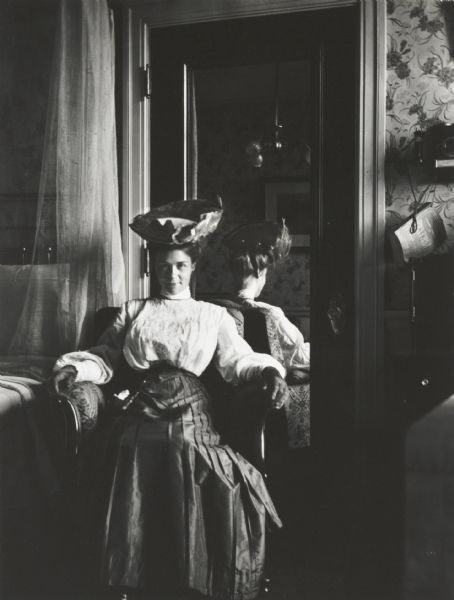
54;394;82;458
53;382;104;458
224;382;285;474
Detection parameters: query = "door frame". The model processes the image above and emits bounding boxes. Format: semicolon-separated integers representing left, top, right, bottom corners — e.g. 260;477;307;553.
120;0;386;427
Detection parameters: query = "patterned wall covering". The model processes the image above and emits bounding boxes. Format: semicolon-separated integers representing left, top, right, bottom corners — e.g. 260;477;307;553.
195;99;311;314
386;0;454;251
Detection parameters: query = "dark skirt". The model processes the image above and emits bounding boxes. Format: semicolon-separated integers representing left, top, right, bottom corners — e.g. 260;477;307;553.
82;367;282;600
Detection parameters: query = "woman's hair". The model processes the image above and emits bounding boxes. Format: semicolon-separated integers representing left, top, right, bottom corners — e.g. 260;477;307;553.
229;250;273;287
149;242;202;264
225;221;291;287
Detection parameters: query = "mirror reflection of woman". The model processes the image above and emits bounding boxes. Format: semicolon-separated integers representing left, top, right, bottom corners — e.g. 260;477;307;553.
50;201;288;600
225;221;310;381
217;221;310;448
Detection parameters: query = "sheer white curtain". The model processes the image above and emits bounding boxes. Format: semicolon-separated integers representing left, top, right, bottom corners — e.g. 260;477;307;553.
9;0;125;356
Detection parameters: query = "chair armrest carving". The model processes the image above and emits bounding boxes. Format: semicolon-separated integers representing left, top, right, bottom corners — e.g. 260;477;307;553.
54;381;104;457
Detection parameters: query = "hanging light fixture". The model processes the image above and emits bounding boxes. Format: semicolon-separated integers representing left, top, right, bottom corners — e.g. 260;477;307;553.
245;62;284;168
245;62;311;169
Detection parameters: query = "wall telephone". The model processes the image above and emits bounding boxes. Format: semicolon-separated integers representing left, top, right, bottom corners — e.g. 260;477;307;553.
416;122;454;169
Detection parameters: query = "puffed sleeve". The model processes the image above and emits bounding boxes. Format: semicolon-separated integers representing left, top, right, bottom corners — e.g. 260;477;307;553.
214;309;286;385
53;301;139;384
271;307;310;368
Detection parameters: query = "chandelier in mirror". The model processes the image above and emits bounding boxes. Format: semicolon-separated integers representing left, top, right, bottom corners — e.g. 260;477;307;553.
245;62;311;169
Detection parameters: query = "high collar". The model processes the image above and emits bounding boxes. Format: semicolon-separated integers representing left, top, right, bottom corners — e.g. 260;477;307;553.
160;287;192;300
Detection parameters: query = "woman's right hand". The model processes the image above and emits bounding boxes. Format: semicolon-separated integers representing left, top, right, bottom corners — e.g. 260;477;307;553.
48;365;77;397
261;367;289;410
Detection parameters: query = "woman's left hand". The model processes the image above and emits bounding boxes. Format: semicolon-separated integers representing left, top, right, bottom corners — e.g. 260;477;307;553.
261;367;289;410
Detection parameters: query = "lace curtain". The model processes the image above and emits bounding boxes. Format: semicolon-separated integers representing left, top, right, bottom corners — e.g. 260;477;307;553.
9;0;125;357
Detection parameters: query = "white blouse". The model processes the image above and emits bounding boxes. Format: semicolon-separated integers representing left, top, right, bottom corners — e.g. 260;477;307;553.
236;291;310;369
54;297;285;385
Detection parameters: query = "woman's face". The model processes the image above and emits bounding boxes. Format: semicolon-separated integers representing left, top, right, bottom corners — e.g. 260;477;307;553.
154;247;195;296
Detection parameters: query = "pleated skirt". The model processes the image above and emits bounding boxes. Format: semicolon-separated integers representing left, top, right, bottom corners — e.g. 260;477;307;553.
83;367;282;600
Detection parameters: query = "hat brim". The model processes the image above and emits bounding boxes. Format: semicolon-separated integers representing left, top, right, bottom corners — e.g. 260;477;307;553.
130;199;223;246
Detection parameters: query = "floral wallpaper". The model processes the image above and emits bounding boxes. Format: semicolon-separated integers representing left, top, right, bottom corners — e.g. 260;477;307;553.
386;0;454;250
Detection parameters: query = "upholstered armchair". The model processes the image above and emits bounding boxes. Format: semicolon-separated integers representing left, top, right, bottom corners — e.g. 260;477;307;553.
51;304;294;599
54;307;281;474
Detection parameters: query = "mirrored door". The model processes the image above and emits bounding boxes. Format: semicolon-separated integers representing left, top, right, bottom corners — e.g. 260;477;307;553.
148;7;356;445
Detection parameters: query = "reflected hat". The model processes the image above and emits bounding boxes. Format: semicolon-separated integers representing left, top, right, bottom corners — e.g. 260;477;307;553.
129;198;223;246
224;220;292;262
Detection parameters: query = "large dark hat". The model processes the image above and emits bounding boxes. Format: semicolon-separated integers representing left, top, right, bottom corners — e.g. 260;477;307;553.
129;198;223;246
224;220;292;262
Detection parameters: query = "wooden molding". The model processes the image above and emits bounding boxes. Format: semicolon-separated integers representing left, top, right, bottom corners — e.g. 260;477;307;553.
121;0;357;27
354;0;386;427
122;9;150;299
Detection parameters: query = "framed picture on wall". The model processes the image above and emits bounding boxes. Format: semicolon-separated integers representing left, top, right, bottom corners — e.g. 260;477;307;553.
264;180;311;248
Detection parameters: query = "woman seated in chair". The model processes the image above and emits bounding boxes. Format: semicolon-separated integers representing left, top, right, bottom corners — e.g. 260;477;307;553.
49;200;288;600
218;221;310;448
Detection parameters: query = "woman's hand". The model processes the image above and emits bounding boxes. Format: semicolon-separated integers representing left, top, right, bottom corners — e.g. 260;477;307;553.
261;367;289;410
48;365;77;398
